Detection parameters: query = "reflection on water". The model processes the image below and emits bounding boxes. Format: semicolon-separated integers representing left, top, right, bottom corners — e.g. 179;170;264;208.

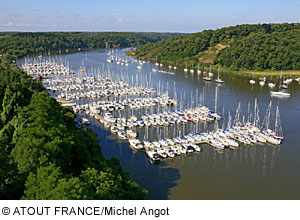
17;49;300;199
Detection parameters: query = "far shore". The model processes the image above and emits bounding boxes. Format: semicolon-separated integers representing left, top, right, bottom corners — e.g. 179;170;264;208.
126;50;300;78
237;70;300;77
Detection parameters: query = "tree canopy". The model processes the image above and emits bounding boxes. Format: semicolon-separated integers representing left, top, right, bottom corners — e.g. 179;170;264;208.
133;23;300;71
0;56;148;200
0;32;185;58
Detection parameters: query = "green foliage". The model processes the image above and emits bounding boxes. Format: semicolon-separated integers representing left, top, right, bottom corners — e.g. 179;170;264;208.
23;164;83;200
214;29;300;70
80;166;148;200
11;92;73;174
0;57;148;200
134;23;300;71
0;120;25;199
0;32;185;58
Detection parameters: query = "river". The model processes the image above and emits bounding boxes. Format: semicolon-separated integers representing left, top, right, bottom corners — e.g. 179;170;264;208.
18;48;300;199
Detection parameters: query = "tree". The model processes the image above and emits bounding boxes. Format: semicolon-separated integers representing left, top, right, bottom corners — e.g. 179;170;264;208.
80;167;148;200
23;164;83;200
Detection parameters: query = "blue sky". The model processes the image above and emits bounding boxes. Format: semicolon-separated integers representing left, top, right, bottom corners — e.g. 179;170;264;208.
0;0;300;32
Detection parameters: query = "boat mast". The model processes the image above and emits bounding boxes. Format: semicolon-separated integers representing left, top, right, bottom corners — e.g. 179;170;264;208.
275;105;283;137
262;101;272;130
279;70;282;89
233;102;241;126
214;85;218;113
227;111;232;129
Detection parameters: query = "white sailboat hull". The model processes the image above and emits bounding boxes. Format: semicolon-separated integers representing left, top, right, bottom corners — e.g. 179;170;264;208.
270;91;290;97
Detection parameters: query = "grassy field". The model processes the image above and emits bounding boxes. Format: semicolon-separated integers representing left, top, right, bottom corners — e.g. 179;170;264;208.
197;43;229;64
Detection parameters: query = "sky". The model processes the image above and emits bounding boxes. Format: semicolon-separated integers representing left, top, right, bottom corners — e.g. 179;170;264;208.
0;0;300;33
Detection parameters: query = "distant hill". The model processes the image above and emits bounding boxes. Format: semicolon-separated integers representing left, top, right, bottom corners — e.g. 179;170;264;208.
0;32;186;58
133;23;300;71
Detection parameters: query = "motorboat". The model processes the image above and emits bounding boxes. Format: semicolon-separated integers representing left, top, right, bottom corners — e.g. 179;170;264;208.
129;138;144;150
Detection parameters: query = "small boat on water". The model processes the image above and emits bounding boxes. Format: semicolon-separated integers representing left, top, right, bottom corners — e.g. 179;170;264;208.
283;78;293;84
129;138;143;150
117;130;128;139
167;149;175;158
208;65;214;77
146;150;161;161
79;117;90;125
250;73;255;84
259;77;266;86
259;81;265;86
190;64;194;73
214;66;224;83
127;129;137;138
268;83;275;88
197;64;201;74
95;114;101;122
270;91;290;97
202;69;212;81
110;125;118;134
182;144;194;153
270;70;290;97
184;62;188;72
203;75;212;81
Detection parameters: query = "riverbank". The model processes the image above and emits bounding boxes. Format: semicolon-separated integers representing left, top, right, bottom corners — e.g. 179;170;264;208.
126;50;300;78
237;69;300;77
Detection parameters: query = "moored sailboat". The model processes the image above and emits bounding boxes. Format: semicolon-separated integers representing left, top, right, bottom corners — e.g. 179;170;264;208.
250;73;256;84
214;66;224;83
270;70;290;97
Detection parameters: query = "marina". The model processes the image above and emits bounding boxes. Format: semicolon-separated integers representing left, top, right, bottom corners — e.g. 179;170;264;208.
21;54;284;160
18;49;300;199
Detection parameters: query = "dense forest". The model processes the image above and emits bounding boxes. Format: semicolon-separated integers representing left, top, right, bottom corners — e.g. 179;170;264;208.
0;55;148;199
133;23;300;71
0;32;184;58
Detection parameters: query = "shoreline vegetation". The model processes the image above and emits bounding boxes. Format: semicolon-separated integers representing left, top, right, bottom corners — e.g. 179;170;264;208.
0;32;185;58
0;55;148;200
125;49;300;77
130;23;300;78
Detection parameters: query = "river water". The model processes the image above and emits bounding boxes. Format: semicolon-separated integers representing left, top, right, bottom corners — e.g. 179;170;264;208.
18;49;300;199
